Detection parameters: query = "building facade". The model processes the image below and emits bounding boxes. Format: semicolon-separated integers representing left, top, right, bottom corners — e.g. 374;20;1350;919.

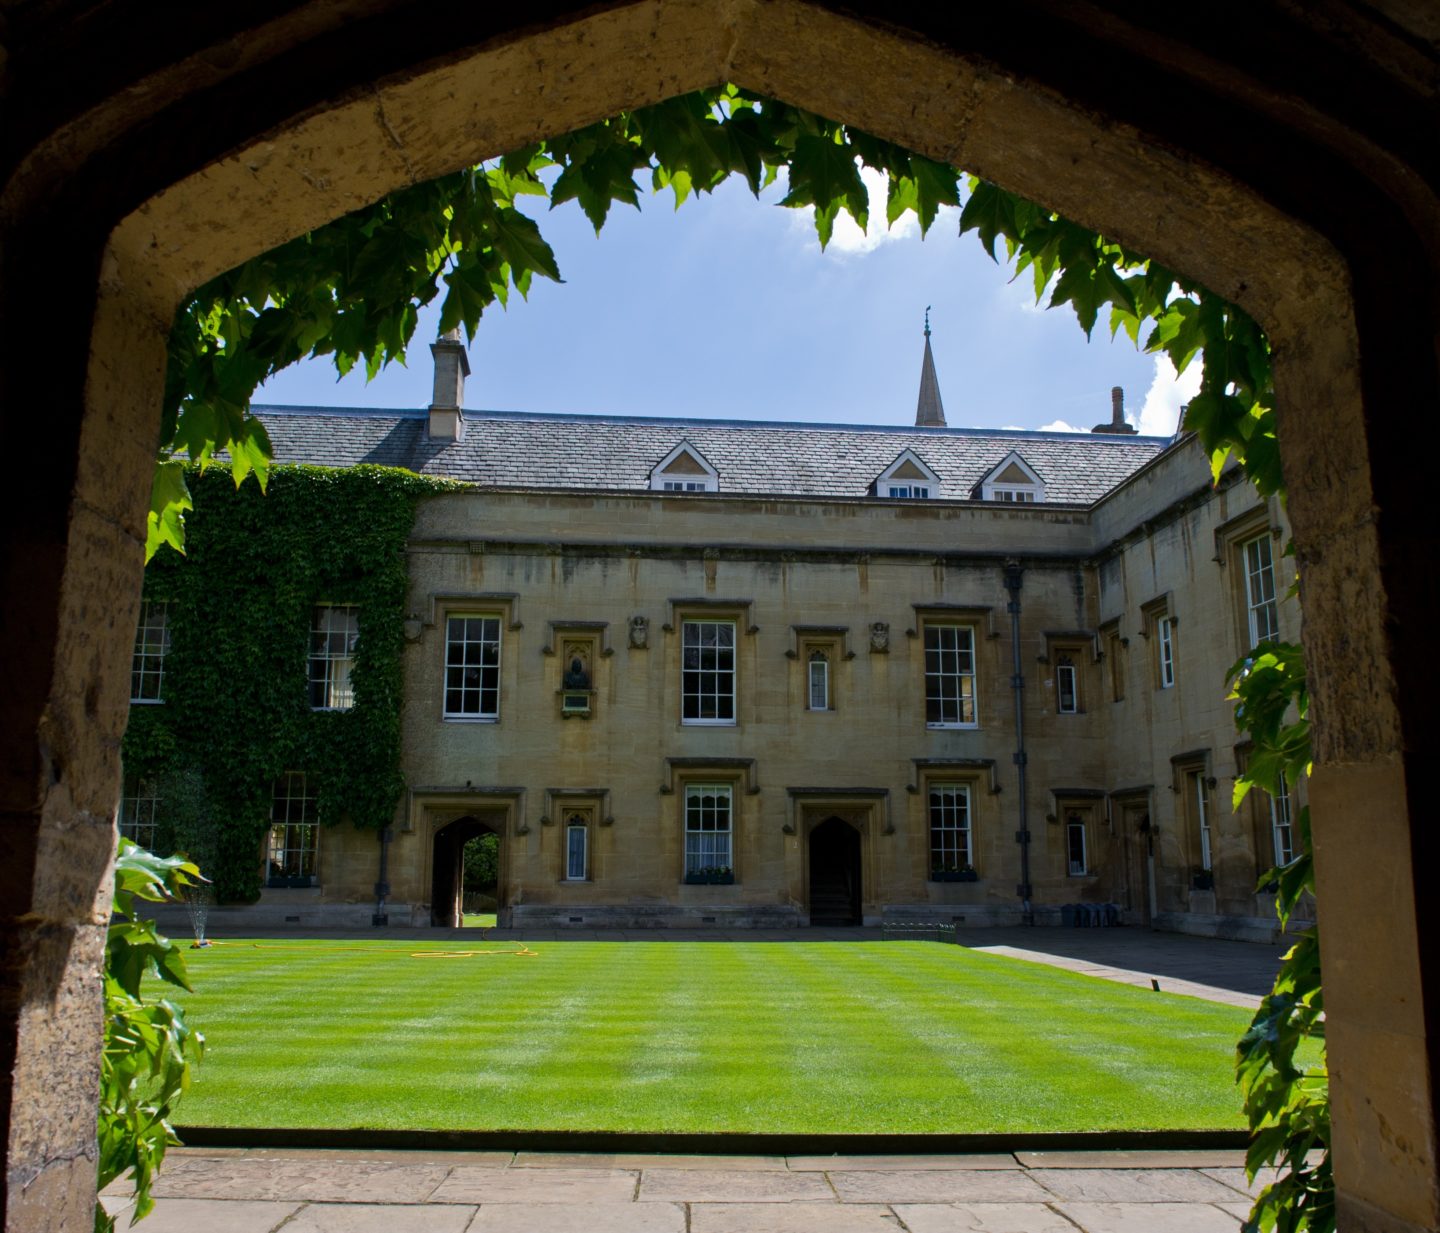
125;335;1301;940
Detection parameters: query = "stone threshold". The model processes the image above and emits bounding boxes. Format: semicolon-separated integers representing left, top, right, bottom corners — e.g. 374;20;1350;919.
174;1126;1249;1155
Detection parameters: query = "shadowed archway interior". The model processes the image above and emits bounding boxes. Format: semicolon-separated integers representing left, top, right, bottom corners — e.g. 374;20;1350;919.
809;816;862;927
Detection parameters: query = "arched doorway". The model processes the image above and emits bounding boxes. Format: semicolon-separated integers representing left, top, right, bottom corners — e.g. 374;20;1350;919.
430;815;499;928
809;816;861;927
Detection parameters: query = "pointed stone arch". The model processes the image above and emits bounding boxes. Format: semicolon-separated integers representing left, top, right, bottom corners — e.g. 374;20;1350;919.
4;6;1438;1228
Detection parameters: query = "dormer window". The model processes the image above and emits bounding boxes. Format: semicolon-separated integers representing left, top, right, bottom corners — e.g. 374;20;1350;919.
978;452;1046;504
650;441;719;493
874;450;940;500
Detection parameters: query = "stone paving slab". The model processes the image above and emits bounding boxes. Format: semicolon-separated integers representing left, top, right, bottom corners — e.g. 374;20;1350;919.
638;1167;834;1202
110;1198;304;1232
894;1202;1083;1232
1029;1168;1243;1203
1053;1201;1244;1231
431;1166;639;1204
829;1169;1049;1203
511;1151;786;1170
688;1202;900;1232
147;1158;451;1203
107;1148;1269;1232
1015;1149;1248;1169
283;1202;477;1232
467;1201;687;1232
787;1153;1018;1171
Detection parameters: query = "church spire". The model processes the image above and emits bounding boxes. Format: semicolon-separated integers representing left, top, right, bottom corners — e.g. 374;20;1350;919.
915;307;947;427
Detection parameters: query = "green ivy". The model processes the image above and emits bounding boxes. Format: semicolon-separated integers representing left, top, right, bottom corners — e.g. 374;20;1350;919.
123;464;459;900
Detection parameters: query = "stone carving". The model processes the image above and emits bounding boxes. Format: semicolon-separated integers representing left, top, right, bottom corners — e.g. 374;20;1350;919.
629;615;649;649
870;621;890;653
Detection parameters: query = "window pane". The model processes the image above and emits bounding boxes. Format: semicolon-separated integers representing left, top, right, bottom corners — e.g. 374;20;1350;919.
309;605;359;709
130;600;171;702
684;785;733;872
566;826;587;880
1067;817;1087;875
681;620;736;724
924;625;975;725
445;615;501;717
1056;657;1077;713
268;772;318;883
928;785;971;871
118;774;160;849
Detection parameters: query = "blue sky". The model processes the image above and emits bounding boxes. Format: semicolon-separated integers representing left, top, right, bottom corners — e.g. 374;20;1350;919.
257;170;1198;437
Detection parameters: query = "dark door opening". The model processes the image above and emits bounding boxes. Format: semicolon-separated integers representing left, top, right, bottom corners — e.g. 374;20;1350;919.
431;816;498;927
809;816;861;926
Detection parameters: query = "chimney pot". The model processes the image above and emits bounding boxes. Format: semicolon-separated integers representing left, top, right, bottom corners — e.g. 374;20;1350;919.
428;330;470;442
1092;384;1138;434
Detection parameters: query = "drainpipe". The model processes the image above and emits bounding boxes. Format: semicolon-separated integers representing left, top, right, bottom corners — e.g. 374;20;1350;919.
1003;561;1034;926
373;826;392;926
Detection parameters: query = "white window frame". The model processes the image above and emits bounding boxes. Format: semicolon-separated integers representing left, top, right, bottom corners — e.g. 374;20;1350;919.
1242;533;1280;646
267;771;318;885
1194;771;1213;871
684;784;733;875
1270;781;1295;867
807;650;830;711
119;774;161;849
928;784;972;874
130;599;171;703
1066;810;1089;876
681;619;736;726
924;624;977;728
1157;616;1176;689
564;815;589;881
309;604;359;710
444;613;502;720
1055;653;1079;714
650;441;719;493
978;451;1046;503
874;449;941;499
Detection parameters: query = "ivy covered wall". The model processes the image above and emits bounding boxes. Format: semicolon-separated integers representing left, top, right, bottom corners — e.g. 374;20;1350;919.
122;465;460;901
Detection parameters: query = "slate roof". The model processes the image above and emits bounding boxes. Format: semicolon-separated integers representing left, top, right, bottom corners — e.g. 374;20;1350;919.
251;405;1171;506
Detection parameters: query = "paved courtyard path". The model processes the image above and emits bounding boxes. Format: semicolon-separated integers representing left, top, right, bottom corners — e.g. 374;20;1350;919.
106;1146;1271;1232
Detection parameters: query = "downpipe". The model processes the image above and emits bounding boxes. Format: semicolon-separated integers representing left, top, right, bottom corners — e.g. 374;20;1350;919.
1003;561;1034;926
373;826;392;926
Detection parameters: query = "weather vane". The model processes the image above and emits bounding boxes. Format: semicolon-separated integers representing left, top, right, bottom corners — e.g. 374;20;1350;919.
924;305;931;336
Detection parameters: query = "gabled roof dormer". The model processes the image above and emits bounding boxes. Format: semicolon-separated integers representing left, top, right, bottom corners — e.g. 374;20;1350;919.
977;452;1046;503
874;449;941;499
650;441;719;493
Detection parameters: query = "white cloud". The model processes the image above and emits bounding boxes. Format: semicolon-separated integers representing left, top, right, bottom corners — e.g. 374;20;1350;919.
1035;419;1084;433
788;166;954;256
1136;354;1203;436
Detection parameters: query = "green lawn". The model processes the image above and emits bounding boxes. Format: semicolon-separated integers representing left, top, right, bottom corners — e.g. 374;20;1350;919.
177;940;1251;1133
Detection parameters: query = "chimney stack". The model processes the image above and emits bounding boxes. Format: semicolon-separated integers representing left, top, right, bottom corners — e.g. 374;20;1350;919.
1091;385;1138;435
428;329;470;442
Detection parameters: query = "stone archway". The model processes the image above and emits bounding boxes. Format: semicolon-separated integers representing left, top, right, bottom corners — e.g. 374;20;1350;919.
4;6;1437;1230
429;815;501;929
